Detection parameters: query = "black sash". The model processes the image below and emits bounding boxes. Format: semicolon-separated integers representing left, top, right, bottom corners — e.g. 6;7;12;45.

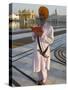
37;36;48;57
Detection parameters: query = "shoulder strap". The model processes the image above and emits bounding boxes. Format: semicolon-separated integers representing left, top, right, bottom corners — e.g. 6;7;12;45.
37;36;48;56
37;36;42;53
42;46;48;55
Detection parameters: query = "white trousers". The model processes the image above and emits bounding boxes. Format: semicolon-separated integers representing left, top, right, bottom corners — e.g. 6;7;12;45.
37;54;48;83
38;57;48;83
38;69;47;83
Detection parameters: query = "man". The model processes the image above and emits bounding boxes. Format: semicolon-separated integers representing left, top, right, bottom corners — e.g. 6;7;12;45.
32;6;54;85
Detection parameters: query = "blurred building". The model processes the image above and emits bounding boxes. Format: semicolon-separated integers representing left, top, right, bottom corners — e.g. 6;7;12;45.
9;9;66;30
18;9;36;28
9;13;20;29
48;9;66;27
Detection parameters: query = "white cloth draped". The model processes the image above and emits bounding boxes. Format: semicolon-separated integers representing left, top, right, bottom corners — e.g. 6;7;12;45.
32;23;54;72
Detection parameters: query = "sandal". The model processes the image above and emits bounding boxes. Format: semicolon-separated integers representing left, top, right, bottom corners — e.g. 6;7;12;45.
37;80;43;85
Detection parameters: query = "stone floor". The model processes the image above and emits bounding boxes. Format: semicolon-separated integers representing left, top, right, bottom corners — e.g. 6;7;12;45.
10;33;66;86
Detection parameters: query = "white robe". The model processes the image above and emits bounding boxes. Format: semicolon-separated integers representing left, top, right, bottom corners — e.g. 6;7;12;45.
32;23;54;72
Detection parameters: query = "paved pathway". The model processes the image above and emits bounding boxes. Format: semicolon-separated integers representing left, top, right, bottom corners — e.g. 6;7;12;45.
10;33;66;86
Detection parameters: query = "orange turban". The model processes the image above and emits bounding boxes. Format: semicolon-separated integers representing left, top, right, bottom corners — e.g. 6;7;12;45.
38;6;49;19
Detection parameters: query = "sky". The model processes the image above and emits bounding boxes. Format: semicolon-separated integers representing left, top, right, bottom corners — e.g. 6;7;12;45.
12;3;66;16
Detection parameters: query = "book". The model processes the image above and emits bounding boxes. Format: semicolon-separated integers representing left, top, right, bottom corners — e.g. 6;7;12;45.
32;26;43;37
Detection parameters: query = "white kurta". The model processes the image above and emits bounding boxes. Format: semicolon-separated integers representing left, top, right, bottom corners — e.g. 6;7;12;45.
32;23;54;72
